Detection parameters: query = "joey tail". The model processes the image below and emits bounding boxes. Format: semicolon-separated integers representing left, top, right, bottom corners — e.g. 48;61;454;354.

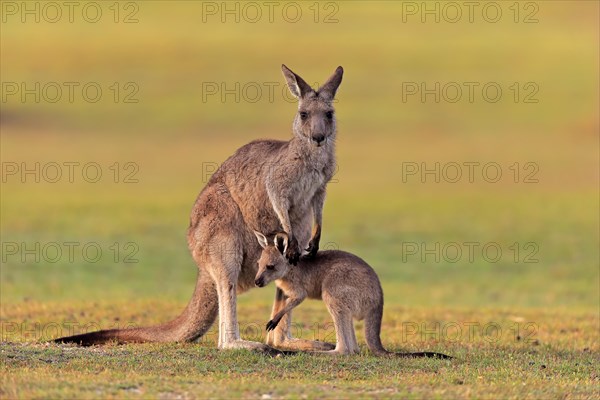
364;304;452;359
53;270;218;345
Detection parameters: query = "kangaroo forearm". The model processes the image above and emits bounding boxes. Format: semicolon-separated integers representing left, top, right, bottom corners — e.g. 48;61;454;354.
304;189;325;258
271;203;292;234
274;297;304;321
313;189;325;223
313;203;323;228
276;211;293;236
266;187;293;236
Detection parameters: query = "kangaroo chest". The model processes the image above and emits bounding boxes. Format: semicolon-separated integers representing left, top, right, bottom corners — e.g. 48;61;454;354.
288;153;333;208
290;169;325;206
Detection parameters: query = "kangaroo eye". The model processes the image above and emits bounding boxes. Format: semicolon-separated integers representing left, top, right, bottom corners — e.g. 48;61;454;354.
299;111;308;120
325;111;333;119
266;264;275;270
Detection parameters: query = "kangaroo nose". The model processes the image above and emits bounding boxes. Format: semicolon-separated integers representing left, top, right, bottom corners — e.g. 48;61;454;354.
312;134;325;144
255;278;264;287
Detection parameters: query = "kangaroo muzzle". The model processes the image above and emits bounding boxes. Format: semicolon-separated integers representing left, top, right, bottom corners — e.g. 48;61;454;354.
312;134;325;145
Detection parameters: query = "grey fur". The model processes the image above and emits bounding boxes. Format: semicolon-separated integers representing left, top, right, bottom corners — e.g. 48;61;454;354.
54;65;343;352
254;232;452;359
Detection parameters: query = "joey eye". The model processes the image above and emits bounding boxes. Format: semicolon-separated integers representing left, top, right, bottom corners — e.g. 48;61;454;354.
325;111;333;120
266;264;275;270
299;111;308;120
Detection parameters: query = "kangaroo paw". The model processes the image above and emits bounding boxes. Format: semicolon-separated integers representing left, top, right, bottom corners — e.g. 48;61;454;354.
266;319;280;331
304;239;319;259
285;236;301;265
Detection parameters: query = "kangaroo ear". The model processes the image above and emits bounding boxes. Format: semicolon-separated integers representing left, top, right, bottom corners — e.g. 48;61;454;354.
254;231;268;249
274;233;288;255
319;66;343;100
282;64;314;99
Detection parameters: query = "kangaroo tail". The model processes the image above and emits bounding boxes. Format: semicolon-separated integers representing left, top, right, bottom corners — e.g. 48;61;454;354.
364;302;389;356
53;270;218;345
364;302;452;359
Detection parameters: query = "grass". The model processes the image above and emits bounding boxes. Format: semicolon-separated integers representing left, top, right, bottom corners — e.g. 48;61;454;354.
1;1;599;399
1;305;598;399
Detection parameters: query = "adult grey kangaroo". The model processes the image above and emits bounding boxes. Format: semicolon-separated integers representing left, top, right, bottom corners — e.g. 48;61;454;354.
54;65;343;352
253;232;452;358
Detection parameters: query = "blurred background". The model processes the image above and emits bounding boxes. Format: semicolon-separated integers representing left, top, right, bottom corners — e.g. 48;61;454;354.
1;1;598;320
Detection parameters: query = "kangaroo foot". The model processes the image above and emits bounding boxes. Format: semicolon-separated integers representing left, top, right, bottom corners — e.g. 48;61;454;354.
270;338;336;351
220;340;296;357
220;339;269;351
310;348;350;356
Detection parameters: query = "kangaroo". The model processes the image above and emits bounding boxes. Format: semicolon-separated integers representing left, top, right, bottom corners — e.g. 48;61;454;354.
54;65;343;352
253;232;452;358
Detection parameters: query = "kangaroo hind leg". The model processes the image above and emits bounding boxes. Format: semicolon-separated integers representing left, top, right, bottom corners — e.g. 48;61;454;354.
206;238;269;352
265;288;336;351
314;307;357;355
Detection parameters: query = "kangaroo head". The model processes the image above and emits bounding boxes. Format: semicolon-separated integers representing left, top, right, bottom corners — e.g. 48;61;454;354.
253;231;290;287
282;64;344;147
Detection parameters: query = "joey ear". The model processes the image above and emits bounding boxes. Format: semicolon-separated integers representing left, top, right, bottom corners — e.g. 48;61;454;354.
274;233;288;255
281;64;314;99
254;231;268;249
319;66;343;100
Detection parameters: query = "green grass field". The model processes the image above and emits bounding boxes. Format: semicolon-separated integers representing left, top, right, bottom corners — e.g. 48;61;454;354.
1;1;598;399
